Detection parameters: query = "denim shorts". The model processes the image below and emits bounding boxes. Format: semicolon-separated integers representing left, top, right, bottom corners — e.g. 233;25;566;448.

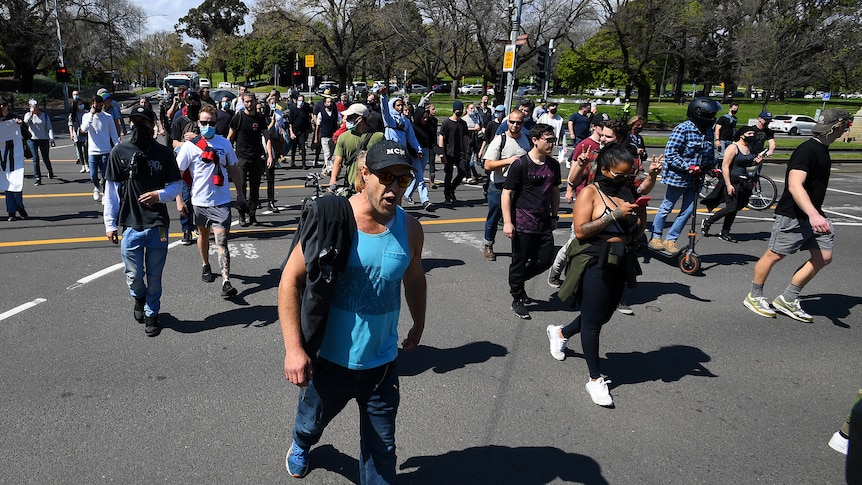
193;203;232;230
768;214;834;255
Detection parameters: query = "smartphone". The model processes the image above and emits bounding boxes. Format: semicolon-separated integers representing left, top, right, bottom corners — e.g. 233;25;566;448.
759;149;769;157
635;196;651;207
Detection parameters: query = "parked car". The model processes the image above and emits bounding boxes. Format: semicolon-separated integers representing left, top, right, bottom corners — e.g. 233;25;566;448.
410;84;427;94
521;85;538;95
199;78;211;88
593;88;616;97
432;83;452;93
768;114;817;136
217;81;233;89
352;81;368;92
803;93;817;99
459;84;485;95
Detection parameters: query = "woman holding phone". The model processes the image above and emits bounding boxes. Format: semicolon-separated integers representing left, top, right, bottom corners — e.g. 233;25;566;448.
546;142;646;407
701;125;764;242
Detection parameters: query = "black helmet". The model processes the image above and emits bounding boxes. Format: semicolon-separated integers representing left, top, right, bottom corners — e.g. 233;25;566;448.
687;97;722;134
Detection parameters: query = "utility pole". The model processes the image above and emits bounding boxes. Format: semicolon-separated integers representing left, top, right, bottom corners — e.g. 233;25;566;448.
53;0;68;112
504;0;523;114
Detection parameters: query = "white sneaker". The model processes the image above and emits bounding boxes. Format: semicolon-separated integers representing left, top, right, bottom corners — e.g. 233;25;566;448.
85;165;90;172
772;295;814;323
744;292;776;318
585;377;614;406
546;325;567;361
79;166;86;173
828;431;849;455
93;188;101;201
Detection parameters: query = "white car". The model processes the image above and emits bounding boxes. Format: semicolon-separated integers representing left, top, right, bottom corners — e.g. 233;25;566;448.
459;84;485;95
217;81;232;89
199;78;210;88
768;115;817;136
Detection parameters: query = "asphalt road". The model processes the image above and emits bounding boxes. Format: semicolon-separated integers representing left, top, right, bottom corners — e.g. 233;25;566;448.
1;133;860;484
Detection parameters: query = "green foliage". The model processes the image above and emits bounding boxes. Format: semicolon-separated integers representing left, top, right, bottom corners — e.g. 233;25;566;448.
176;0;249;45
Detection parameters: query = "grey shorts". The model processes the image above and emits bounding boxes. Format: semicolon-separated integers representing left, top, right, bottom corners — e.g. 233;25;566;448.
768;214;834;255
193;203;232;230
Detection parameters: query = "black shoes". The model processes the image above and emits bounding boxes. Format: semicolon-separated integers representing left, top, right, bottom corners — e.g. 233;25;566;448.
201;264;216;283
239;211;251;227
511;299;531;320
7;214;18;221
718;230;737;243
17;208;27;219
268;201;280;213
181;230;194;245
248;211;258;225
144;315;161;337
701;218;712;236
133;297;146;323
221;280;238;299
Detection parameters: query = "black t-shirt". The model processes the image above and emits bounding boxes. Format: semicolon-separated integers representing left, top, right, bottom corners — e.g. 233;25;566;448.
288;103;313;132
230;111;266;160
715;114;737;141
774;139;831;219
503;154;562;234
439;117;469;159
215;108;233;137
749;125;775;154
106;141;181;230
171;116;199;145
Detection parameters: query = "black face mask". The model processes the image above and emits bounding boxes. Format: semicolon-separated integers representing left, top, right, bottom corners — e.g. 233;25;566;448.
187;104;200;121
130;124;153;148
595;172;628;196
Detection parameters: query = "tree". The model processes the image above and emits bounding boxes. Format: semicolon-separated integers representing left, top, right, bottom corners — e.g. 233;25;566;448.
0;0;51;92
176;0;248;46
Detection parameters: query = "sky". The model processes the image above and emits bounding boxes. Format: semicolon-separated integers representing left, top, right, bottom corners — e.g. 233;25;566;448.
143;2;254;37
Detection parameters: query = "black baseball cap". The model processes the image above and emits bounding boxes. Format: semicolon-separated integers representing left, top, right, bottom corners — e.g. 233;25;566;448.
366;140;415;172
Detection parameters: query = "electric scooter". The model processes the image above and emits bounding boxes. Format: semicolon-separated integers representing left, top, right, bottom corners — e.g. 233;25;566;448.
642;165;705;275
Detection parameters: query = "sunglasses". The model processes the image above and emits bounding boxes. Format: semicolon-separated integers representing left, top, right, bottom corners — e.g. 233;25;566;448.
371;170;413;188
346;114;360;122
509;120;523;125
540;136;556;144
608;170;635;181
199;120;216;126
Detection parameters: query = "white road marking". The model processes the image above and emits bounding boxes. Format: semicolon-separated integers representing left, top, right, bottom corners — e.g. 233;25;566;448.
441;231;486;250
66;238;187;290
0;298;47;322
823;209;862;221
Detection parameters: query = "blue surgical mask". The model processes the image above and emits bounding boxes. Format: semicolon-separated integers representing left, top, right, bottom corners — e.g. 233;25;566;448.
345;121;357;131
199;125;215;138
73;94;79;100
221;101;229;109
270;104;276;110
78;104;85;110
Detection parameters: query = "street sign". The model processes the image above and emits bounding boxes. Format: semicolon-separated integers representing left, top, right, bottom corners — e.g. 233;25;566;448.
502;45;516;72
822;92;831;101
74;70;82;79
305;55;315;68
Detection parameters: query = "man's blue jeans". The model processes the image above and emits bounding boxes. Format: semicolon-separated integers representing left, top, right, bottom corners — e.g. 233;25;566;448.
27;139;52;181
89;154;109;191
651;184;697;242
484;183;503;246
121;226;169;317
292;358;399;485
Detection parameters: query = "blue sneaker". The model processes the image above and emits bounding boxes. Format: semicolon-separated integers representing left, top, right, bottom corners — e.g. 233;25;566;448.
286;441;309;478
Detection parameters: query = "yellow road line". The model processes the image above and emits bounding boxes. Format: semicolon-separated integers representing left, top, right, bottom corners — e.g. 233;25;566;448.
23;184;309;199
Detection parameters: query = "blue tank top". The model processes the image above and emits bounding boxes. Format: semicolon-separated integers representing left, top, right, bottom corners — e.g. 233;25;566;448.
318;206;410;369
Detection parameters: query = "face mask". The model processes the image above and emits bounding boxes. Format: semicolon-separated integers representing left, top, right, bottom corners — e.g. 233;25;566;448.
78;104;85;110
730;109;738;115
222;102;229;109
298;101;304;107
199;125;215;138
270;104;276;110
345;121;357;131
130;124;153;148
187;105;200;120
549;108;557;113
595;172;627;196
73;95;79;100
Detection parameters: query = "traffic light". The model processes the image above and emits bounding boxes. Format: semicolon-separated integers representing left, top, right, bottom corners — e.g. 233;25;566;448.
536;45;548;81
292;70;302;86
56;66;71;83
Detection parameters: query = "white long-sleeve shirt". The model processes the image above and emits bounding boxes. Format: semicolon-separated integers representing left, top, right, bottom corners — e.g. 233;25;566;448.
23;111;54;141
80;111;119;155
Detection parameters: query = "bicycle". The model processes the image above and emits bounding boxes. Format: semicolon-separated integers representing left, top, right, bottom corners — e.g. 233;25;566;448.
699;168;777;211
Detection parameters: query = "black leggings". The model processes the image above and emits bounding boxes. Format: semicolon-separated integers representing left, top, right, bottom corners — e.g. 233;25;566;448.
706;182;751;231
561;262;626;379
443;155;468;194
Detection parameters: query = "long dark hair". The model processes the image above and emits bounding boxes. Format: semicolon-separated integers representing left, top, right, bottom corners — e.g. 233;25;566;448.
596;142;634;170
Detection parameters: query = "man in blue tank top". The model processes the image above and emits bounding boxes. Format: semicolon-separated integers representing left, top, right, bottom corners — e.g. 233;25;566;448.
279;139;427;483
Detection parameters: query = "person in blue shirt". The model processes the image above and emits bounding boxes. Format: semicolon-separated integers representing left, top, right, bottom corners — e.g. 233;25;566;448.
648;97;720;254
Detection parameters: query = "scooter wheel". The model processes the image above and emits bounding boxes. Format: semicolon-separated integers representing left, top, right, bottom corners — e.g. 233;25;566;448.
678;253;701;274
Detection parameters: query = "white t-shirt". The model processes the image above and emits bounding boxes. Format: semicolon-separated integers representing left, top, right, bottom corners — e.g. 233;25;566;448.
176;134;238;207
482;132;531;184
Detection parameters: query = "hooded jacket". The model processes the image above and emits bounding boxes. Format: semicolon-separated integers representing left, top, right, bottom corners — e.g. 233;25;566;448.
380;93;422;156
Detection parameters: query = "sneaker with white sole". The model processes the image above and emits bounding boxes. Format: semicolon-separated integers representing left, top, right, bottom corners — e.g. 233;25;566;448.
616;300;634;315
547;269;562;288
743;292;776;318
511;299;531;320
286;440;309;478
546;325;567;361
772;295;813;323
585;377;613;406
648;238;664;251
93;188;101;201
828;431;849;455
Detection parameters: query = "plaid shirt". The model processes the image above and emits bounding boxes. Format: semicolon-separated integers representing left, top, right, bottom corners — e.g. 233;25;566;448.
661;120;716;188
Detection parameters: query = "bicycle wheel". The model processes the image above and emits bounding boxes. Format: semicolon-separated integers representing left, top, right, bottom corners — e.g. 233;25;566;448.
747;174;778;211
699;173;718;199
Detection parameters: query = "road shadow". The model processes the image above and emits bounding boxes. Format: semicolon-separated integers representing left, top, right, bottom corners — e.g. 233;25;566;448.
306;444;360;483
726;230;771;242
29;210;103;223
232;268;281;298
799;293;862;328
158;304;277;333
399;445;608;484
398;342;508;376
621;281;711;305
698;251;760;268
602;345;717;387
422;258;465;272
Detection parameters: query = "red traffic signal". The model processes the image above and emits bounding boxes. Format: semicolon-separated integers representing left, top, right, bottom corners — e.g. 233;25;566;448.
55;66;71;83
292;71;301;77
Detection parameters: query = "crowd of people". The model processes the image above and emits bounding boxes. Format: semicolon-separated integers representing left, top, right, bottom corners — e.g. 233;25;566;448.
1;86;857;481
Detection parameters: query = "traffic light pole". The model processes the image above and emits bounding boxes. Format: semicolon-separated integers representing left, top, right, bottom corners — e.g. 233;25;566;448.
504;0;523;114
542;39;554;101
53;0;69;111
